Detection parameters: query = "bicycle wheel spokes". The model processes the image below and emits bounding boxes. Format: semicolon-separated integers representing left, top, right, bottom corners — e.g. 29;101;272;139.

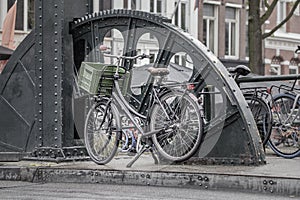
245;95;272;146
84;102;120;164
268;95;300;158
151;90;203;162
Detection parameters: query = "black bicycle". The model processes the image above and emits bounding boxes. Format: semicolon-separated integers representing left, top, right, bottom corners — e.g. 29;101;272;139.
228;65;273;146
83;46;204;167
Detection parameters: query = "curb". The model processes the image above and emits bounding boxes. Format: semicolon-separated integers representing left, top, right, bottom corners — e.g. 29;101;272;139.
0;165;299;197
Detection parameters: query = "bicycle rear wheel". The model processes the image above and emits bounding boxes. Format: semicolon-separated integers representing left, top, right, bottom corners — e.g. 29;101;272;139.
150;90;203;162
268;93;300;158
244;94;272;146
84;100;121;164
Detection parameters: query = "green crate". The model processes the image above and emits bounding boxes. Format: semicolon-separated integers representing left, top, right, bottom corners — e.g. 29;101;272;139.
78;62;130;96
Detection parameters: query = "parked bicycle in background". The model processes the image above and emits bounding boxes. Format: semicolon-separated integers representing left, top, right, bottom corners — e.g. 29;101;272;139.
266;46;300;158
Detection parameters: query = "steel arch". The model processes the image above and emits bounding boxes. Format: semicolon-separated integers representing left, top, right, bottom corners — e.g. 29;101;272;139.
70;9;265;165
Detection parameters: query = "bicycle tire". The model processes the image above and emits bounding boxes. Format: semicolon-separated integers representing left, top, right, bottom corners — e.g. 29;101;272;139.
150;90;203;162
84;100;121;164
268;93;300;158
244;94;272;146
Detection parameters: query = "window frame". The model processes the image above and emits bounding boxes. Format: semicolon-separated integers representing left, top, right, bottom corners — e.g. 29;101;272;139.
0;0;34;32
173;0;189;32
203;3;218;55
150;0;164;14
224;6;239;59
277;0;287;32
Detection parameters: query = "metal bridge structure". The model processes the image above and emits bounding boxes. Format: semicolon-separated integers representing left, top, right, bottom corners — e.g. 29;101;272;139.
0;0;265;165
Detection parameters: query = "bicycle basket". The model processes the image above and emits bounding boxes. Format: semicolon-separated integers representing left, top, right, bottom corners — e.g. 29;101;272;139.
78;62;130;96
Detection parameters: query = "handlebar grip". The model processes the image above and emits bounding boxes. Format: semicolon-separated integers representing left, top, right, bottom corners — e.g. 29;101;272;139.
295;46;300;54
139;54;153;59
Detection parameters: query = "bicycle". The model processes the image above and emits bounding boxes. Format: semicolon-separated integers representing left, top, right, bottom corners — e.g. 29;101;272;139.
228;65;273;146
266;47;300;158
267;79;300;158
83;46;204;167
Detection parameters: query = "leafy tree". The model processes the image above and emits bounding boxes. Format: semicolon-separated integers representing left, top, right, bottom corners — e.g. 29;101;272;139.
248;0;300;75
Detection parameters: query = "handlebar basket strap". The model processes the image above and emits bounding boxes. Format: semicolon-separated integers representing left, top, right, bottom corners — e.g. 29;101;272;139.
78;62;130;96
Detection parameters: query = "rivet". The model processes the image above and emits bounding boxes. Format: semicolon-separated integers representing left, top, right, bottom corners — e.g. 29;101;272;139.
55;101;58;105
54;93;58;96
54;128;58;131
54;75;58;79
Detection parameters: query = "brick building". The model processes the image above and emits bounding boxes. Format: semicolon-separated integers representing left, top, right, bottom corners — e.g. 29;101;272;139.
0;0;299;75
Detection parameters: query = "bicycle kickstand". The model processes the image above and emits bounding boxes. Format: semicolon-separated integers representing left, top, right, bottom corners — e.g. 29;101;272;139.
126;144;159;168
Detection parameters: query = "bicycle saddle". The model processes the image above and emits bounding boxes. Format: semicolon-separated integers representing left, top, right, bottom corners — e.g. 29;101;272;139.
228;65;251;76
147;67;170;76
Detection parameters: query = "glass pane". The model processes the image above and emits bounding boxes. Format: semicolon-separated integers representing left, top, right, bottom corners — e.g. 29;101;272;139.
203;20;207;46
225;23;229;55
157;0;162;13
181;3;186;30
289;68;297;74
175;2;178;26
209;20;214;52
231;23;236;55
226;7;235;20
131;0;136;10
204;4;214;17
28;0;35;30
150;0;154;12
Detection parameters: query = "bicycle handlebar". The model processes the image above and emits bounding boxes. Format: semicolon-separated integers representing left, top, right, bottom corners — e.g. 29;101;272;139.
103;53;152;61
295;45;300;54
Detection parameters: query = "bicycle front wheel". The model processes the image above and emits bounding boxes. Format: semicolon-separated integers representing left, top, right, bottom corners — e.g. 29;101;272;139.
84;100;121;164
268;93;300;158
244;94;272;146
150;90;203;162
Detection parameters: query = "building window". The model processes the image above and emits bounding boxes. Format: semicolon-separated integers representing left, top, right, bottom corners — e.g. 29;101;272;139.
225;7;239;58
174;0;189;31
270;56;283;75
289;58;299;75
125;0;137;10
97;0;112;11
277;1;286;31
1;0;35;31
270;64;281;75
203;4;217;54
150;0;163;14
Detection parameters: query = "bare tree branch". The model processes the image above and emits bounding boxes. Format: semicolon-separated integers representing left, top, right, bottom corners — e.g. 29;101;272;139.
264;0;270;9
262;0;300;39
260;0;278;25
